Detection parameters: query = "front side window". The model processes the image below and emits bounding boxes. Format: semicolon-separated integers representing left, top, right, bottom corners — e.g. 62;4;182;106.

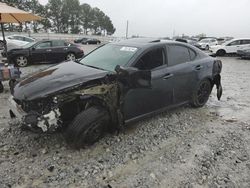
80;44;138;71
168;45;191;66
134;48;165;70
227;40;240;46
35;42;51;49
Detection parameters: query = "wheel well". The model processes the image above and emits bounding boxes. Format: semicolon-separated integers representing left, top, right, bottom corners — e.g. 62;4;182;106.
217;49;226;54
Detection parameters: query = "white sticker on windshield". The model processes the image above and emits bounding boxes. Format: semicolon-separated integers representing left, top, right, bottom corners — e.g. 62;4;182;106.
120;47;138;52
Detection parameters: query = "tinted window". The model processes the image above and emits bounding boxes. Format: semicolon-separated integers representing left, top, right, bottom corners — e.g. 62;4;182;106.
134;48;165;70
35;42;51;49
168;45;191;66
52;40;66;47
241;40;250;45
227;40;240;46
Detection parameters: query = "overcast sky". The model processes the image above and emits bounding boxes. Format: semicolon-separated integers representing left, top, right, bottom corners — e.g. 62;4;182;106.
38;0;250;38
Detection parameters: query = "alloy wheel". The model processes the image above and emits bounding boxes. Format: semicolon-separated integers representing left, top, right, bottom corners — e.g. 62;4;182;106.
16;56;28;67
66;53;76;61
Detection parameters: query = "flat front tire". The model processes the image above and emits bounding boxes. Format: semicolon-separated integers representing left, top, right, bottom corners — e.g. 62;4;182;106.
191;79;212;108
65;106;110;148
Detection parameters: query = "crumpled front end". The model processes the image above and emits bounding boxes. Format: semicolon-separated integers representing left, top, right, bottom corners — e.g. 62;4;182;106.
9;96;62;132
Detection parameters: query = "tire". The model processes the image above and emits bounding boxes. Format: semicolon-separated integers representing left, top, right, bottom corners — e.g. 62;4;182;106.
0;82;4;93
216;49;226;56
15;55;28;67
66;53;76;61
205;45;209;51
65;106;110;148
191;79;212;108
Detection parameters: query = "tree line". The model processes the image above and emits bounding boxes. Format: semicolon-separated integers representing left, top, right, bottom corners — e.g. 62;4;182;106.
2;0;116;35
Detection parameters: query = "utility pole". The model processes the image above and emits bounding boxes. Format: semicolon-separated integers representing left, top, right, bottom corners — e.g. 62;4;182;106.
126;20;129;39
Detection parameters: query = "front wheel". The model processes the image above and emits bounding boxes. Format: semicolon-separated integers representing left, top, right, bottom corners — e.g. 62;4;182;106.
65;106;110;148
66;53;76;61
216;49;226;56
191;79;212;108
15;55;28;67
205;45;209;51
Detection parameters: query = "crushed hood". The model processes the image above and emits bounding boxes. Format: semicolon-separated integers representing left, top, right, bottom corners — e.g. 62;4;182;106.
13;61;109;100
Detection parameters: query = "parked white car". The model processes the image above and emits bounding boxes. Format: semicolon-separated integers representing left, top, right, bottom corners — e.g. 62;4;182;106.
0;35;35;49
210;38;250;56
198;38;218;50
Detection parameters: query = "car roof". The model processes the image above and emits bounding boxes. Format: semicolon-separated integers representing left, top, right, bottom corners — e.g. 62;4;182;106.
112;38;180;48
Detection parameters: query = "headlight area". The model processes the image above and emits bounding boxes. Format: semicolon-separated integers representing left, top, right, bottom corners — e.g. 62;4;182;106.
19;97;63;133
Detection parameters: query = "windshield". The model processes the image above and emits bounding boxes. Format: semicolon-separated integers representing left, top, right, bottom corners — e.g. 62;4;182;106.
80;44;138;71
22;41;36;48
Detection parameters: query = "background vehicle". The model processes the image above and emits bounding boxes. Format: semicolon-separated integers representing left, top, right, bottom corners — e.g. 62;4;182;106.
210;38;250;56
81;38;101;45
9;38;222;147
4;40;84;67
237;49;250;59
198;38;218;50
74;37;88;43
175;38;201;49
0;35;35;49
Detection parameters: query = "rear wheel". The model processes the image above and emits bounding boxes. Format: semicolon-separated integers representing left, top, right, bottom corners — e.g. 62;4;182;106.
15;55;28;67
65;106;110;148
66;53;76;61
191;79;212;108
216;49;226;56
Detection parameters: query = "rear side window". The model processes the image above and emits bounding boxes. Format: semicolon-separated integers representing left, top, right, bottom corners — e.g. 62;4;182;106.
52;40;66;47
241;40;250;45
168;45;191;66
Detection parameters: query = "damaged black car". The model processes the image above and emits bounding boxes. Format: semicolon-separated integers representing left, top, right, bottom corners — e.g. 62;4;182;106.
8;38;222;148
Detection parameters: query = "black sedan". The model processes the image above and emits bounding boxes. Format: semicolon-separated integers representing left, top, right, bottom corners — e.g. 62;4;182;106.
9;38;222;148
3;40;84;67
74;37;88;43
81;38;101;45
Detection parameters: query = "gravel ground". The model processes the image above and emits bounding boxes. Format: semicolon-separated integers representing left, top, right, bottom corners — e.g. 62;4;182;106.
0;53;250;187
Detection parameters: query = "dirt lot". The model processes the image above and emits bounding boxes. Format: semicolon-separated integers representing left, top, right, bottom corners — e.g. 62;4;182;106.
0;53;250;187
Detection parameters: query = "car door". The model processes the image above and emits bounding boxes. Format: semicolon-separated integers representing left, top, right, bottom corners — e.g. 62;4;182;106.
50;40;68;62
224;40;241;53
123;46;174;121
30;41;52;63
166;44;199;103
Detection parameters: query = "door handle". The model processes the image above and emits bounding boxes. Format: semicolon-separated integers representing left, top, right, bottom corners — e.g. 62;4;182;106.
46;49;52;52
195;65;203;71
163;73;173;80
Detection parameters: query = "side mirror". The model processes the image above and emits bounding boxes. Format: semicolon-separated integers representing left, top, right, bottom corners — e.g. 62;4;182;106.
31;47;36;51
115;65;151;89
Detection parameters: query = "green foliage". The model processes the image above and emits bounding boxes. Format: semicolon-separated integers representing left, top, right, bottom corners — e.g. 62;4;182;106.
1;0;116;35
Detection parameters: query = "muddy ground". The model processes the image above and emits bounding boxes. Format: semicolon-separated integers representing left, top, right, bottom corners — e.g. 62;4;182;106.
0;52;250;187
